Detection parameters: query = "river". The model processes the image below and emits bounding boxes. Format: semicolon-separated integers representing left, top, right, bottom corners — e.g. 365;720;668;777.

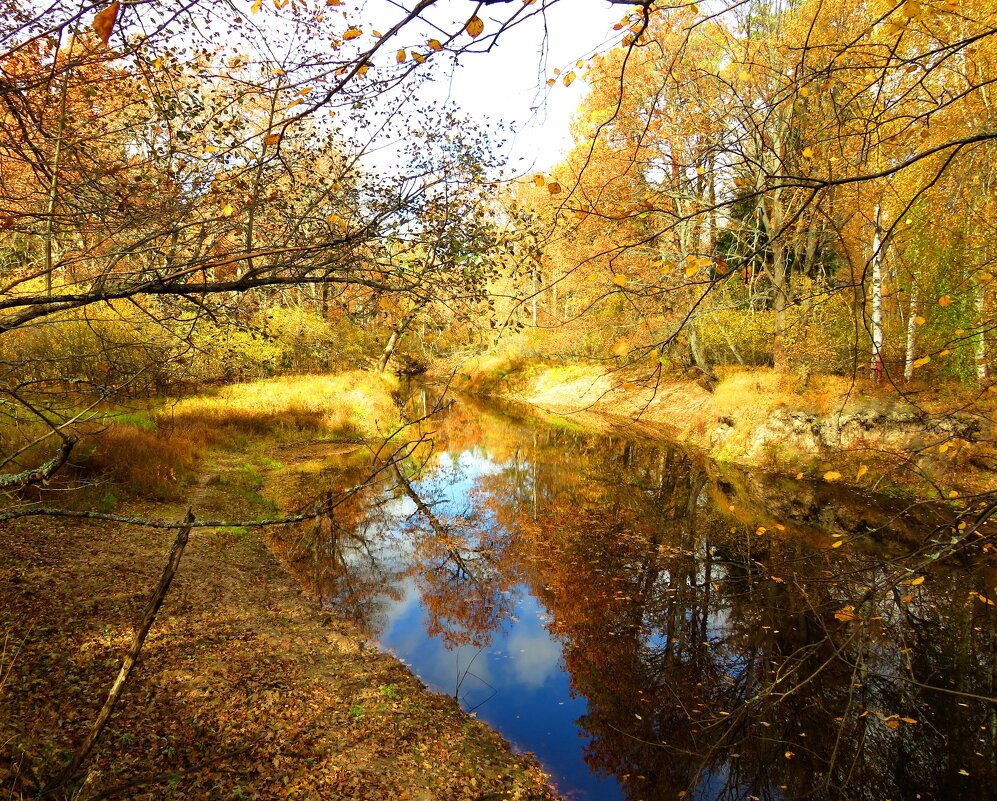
264;389;997;801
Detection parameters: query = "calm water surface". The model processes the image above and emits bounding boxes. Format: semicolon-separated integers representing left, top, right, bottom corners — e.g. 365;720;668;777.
266;391;997;801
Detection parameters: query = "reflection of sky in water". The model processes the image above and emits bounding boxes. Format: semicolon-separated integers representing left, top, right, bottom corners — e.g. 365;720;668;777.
348;441;759;801
363;447;626;801
379;575;623;801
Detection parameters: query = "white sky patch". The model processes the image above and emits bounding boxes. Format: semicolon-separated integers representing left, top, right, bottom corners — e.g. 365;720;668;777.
344;0;626;175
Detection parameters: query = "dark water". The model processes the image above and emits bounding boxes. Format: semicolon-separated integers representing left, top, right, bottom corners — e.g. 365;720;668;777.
267;391;997;801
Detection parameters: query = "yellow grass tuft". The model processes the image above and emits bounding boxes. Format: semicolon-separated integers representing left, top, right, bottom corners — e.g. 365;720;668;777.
163;371;401;442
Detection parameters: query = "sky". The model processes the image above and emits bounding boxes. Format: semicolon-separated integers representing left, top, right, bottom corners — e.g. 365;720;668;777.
437;1;626;171
351;0;628;174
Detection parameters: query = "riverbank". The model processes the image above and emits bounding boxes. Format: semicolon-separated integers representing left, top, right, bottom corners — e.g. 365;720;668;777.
452;357;997;500
0;375;558;800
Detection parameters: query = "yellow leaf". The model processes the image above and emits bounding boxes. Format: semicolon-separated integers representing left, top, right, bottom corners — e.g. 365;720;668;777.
93;1;120;46
204;144;218;153
428;39;443;51
802;146;813;158
939;443;949;453
900;575;925;586
611;338;632;357
684;264;698;278
823;470;841;482
834;605;856;622
396;49;406;63
755;526;767;536
915;315;926;325
263;133;281;146
298;86;313;95
285;99;301;109
856;464;868;480
357;64;369;77
738;70;751;82
576;59;585;68
343;27;362;40
251;0;263;13
563;71;575;87
795;472;804;480
613;274;628;287
547;182;561;194
948;490;959;498
221;202;234;217
938;294;953;306
832;540;844;548
412;52;426;64
696;166;705;176
533;175;545;187
900;717;918;724
466;16;484;38
911;356;930;369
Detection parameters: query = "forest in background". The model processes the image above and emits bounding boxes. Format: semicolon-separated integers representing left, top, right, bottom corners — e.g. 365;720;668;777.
0;0;995;509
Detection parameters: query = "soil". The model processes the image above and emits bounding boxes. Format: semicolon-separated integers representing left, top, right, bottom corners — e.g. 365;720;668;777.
0;447;558;801
474;363;997;498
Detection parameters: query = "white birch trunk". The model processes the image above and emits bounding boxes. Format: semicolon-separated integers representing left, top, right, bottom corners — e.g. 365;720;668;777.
870;205;884;384
903;281;919;383
976;287;989;382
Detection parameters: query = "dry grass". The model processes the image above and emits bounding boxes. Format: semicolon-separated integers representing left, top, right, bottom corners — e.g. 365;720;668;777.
22;372;402;502
163;371;401;442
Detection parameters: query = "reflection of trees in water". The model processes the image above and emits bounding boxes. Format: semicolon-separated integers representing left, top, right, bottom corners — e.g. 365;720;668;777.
450;401;997;801
396;462;519;649
266;465;406;638
269;396;997;800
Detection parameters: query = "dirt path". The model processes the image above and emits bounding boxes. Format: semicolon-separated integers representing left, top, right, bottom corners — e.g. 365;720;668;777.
0;447;558;801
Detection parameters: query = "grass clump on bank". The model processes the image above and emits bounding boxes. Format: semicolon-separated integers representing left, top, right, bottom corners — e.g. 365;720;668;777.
61;371;401;502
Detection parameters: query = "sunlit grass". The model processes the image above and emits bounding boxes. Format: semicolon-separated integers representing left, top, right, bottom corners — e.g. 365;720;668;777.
9;371;402;502
163;371;401;442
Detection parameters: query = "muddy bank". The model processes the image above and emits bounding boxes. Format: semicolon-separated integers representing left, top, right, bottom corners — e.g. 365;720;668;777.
453;362;996;498
0;449;557;801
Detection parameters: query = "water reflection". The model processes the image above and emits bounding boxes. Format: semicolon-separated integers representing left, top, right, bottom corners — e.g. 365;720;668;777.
266;393;997;801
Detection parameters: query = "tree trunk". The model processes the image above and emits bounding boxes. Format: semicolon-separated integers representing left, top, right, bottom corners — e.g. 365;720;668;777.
772;237;788;372
377;302;424;373
688;318;711;376
904;279;919;383
976;285;989;382
869;205;884;384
